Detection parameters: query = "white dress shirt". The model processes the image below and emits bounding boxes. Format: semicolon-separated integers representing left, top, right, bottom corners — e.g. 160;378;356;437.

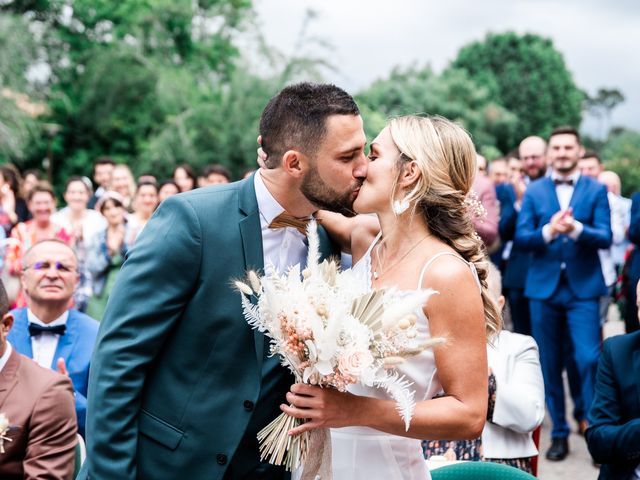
28;310;69;369
254;171;308;273
541;171;584;244
0;341;12;373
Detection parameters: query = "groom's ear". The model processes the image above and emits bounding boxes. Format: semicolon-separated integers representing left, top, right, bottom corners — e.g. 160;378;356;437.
282;149;307;178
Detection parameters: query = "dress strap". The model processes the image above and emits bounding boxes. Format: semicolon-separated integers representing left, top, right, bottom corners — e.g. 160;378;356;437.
417;252;482;292
364;231;383;258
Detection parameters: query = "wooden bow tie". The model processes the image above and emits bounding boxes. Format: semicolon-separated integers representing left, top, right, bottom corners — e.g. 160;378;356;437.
269;212;317;235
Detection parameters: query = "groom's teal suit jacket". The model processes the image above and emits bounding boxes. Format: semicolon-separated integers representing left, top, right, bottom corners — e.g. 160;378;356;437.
79;176;337;479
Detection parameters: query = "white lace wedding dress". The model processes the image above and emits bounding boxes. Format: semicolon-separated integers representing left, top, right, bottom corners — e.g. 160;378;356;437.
330;233;480;480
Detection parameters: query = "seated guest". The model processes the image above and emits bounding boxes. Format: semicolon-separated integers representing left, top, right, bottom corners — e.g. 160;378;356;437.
0;280;77;480
158;180;180;203
202;164;231;186
585;279;640;479
423;264;545;474
86;192;132;321
7;239;99;438
4;181;74;307
472;154;499;248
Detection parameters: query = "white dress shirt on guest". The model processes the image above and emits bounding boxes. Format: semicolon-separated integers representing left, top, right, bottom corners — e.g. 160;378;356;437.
28;310;69;369
254;171;307;273
541;171;584;244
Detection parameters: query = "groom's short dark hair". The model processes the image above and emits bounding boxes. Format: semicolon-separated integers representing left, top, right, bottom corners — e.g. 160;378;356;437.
259;82;360;168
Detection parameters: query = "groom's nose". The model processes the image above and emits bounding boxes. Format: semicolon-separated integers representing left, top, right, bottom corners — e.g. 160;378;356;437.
353;151;368;180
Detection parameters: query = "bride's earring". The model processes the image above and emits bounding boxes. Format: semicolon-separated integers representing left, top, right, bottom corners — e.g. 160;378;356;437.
393;198;410;215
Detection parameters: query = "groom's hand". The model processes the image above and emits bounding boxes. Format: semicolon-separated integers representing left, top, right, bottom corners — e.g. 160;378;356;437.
280;383;363;436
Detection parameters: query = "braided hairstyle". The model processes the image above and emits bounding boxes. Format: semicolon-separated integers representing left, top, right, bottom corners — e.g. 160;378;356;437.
387;115;501;340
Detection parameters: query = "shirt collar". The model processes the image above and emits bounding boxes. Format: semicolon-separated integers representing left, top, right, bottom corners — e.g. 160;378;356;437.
254;170;287;225
27;309;69;328
0;341;12;374
551;169;581;184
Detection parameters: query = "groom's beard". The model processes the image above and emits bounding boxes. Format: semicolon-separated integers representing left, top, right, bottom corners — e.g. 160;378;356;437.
300;166;361;218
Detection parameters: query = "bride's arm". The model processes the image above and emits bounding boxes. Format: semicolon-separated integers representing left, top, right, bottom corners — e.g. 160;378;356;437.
282;257;488;440
316;211;379;259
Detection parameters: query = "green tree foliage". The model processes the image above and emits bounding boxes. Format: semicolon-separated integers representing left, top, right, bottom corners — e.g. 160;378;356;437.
601;128;640;197
355;66;518;152
451;32;584;152
1;0;252;183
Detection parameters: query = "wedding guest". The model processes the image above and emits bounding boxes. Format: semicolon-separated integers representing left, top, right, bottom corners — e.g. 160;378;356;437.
21;169;42;199
585;279;640;479
472;154;499;248
86;192;131;321
202;164;231;186
625;192;640;333
158;180;180;203
52;176;107;311
5;182;74;307
598;170;631;271
88;156;116;209
423;263;545;474
579;150;604;179
8;239;98;438
127;181;159;243
0;280;77;480
137;173;157;185
489;157;509;185
173;164;197;192
515;126;611;461
109;164;136;212
0;164;30;235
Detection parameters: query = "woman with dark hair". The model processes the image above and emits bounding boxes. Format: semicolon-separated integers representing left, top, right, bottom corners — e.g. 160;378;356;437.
0;164;31;235
86;192;132;321
158;180;180;203
172;164;197;192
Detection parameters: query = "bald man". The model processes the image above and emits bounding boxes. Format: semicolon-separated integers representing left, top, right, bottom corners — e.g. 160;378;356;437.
519;136;548;182
7;239;99;437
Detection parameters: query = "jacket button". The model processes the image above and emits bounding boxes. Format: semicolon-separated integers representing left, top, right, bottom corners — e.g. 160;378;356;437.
216;453;227;465
243;400;254;411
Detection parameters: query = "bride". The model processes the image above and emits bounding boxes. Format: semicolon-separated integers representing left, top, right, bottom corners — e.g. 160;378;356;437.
282;115;501;479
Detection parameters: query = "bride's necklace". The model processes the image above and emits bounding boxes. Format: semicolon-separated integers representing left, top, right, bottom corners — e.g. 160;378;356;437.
373;233;432;280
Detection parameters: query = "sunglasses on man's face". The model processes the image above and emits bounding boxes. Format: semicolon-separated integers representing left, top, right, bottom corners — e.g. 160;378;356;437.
23;261;76;274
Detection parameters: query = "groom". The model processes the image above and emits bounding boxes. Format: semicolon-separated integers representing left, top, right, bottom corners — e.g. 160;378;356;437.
79;83;367;480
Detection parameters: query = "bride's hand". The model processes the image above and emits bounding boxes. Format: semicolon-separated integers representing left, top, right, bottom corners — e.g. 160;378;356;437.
280;383;362;436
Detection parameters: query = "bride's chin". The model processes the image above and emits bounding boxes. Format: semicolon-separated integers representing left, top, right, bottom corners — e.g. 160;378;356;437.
353;201;375;216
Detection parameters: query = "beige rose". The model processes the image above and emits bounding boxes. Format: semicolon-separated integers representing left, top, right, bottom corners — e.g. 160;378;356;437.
338;349;374;377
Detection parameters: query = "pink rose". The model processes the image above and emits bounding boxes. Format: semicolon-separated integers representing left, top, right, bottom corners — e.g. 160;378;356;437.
338;349;374;378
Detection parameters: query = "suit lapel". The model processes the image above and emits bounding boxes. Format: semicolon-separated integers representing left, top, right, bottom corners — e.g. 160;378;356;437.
51;312;75;370
544;177;561;213
0;349;20;409
8;309;33;358
569;175;586;209
634;347;640;411
238;175;266;370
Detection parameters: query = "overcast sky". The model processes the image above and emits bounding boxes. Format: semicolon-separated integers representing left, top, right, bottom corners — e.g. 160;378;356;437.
254;0;640;137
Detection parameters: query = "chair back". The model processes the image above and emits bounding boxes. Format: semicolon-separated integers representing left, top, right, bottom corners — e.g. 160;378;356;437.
431;461;536;479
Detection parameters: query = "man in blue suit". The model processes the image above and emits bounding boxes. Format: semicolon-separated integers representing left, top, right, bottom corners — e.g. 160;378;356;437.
7;238;99;437
515;126;612;461
79;83;368;480
586;280;640;479
625;192;640;334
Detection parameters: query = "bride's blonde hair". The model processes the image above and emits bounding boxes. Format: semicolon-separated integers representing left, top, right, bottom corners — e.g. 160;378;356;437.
387;115;501;340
